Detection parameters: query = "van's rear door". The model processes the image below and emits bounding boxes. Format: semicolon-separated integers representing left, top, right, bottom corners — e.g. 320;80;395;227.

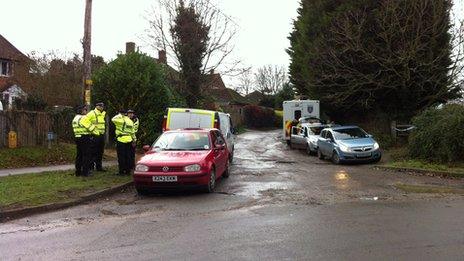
167;109;214;130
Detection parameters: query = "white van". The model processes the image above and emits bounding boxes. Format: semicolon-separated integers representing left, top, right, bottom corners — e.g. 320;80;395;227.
163;108;236;160
283;100;320;144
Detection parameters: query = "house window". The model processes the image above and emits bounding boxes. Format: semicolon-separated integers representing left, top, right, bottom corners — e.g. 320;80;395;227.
0;60;12;77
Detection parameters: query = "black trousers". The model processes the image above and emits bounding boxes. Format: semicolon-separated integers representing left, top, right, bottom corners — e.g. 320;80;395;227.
75;135;93;176
117;141;132;175
93;135;105;170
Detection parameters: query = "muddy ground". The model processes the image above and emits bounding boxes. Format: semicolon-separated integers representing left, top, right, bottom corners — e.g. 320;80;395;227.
1;130;464;260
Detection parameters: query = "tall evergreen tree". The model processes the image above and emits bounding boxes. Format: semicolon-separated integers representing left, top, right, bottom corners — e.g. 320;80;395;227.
288;0;462;123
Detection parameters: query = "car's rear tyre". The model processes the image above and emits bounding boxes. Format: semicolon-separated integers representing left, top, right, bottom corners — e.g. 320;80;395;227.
204;169;216;193
317;149;324;160
223;161;230;179
136;188;150;196
331;151;341;165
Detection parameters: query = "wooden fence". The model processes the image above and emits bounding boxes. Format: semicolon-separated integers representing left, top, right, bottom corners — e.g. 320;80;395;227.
0;110;74;147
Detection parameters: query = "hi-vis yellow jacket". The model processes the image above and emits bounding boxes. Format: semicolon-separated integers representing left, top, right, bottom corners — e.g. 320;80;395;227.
112;113;134;143
72;114;99;138
86;108;106;136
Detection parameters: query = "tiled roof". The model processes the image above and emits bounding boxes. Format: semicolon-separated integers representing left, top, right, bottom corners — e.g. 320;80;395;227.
245;91;265;105
0;34;27;61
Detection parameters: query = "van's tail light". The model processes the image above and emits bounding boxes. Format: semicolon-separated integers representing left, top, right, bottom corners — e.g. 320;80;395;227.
162;115;168;132
214;119;219;129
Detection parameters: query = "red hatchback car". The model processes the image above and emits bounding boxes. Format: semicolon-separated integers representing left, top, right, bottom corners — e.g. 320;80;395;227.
133;129;231;194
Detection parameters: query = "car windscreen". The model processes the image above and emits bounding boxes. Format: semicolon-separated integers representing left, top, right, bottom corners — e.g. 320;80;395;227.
153;132;210;151
333;128;368;140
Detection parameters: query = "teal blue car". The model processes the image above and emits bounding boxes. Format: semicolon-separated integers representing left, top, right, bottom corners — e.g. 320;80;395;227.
317;126;381;164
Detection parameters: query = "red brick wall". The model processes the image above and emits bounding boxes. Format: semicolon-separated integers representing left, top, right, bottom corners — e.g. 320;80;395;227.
0;77;8;92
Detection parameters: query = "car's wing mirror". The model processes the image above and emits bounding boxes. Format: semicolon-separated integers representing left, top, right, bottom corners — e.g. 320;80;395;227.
367;134;373;138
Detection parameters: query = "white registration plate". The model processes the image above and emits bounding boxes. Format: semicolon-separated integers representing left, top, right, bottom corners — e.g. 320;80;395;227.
356;152;372;158
152;176;178;182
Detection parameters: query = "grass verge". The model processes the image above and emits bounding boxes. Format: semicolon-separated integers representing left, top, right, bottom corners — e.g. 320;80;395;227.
0;143;116;169
386;160;464;174
0;143;76;169
395;183;464;194
235;125;247;135
0;167;131;211
383;147;464;178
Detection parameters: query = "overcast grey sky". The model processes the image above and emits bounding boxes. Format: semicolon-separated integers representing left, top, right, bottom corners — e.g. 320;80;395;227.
1;0;299;86
2;0;463;87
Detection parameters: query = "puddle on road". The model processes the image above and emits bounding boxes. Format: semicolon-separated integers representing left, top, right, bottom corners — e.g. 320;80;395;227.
235;181;292;198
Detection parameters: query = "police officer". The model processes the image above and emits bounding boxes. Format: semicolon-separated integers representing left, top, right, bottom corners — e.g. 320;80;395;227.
128;110;139;170
112;109;135;175
86;102;107;172
72;105;98;177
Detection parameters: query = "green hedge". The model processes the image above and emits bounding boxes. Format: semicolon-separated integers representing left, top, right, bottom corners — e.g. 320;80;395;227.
409;104;464;163
242;105;276;128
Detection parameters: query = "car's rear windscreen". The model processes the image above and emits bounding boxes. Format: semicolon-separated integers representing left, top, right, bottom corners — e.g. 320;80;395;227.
168;112;213;130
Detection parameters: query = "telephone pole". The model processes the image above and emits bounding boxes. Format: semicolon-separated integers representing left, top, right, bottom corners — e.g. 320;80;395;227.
83;0;93;107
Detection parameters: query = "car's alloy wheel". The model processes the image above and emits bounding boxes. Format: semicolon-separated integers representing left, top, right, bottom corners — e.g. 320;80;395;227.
331;151;341;164
206;169;216;193
317;149;324;160
223;161;230;178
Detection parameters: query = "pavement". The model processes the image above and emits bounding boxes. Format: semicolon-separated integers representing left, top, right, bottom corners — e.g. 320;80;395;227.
0;161;118;177
1;130;464;260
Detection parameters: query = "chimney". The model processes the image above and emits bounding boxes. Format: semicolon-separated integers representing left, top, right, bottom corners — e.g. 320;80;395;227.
126;42;136;54
158;50;167;64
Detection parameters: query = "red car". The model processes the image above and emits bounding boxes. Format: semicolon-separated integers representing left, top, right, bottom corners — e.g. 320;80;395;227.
133;129;231;194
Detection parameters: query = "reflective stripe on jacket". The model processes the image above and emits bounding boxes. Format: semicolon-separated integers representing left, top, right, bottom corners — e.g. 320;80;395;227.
86;109;106;136
112;114;134;143
72;115;98;137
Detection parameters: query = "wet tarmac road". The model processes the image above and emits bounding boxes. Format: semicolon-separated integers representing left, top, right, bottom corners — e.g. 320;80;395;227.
2;130;464;260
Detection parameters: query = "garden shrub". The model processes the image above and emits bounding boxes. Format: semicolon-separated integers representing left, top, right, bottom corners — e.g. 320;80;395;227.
409;104;464;163
92;52;185;145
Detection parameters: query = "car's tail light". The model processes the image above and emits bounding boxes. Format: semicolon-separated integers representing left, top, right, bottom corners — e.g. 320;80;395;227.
162;115;168;132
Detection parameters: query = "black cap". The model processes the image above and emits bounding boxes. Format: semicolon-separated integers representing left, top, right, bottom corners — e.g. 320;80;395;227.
119;109;127;113
96;102;105;107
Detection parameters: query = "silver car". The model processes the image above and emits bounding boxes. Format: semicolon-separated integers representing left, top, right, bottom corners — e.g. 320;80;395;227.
290;123;330;155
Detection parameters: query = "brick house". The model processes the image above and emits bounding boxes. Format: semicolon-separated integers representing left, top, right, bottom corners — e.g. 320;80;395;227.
0;34;29;110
